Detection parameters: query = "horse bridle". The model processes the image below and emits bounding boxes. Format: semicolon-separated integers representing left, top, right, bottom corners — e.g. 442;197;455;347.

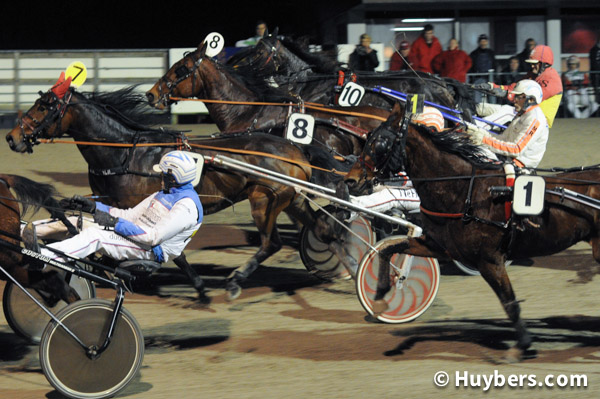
156;51;204;106
18;90;72;153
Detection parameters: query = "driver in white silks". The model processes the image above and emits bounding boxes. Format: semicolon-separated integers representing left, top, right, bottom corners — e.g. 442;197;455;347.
348;106;446;219
39;151;203;266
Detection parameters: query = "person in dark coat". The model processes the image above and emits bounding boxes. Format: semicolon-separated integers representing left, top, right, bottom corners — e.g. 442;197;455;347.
515;38;537;73
349;33;379;72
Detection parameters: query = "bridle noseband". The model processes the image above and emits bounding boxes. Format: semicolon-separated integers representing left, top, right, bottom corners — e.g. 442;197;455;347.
157;51;204;106
18;90;71;152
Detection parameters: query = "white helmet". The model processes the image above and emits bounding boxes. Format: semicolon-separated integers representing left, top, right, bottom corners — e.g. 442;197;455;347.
153;150;197;185
510;79;543;105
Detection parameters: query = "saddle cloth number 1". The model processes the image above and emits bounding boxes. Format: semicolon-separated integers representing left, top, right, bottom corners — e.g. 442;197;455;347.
513;175;545;215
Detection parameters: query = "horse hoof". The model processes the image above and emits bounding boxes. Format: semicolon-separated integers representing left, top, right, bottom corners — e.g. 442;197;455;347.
503;347;524;363
197;293;211;306
372;299;389;316
226;282;242;302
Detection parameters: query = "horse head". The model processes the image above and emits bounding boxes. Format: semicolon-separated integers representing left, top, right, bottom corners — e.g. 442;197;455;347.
146;41;210;109
6;84;75;153
344;103;406;195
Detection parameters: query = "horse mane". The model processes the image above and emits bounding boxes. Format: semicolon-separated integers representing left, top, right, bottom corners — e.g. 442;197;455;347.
217;60;298;103
78;86;182;137
1;174;59;216
279;36;341;74
411;122;501;168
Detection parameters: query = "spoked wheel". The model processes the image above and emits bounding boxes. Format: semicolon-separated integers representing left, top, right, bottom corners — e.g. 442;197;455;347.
2;275;96;344
300;210;375;280
40;299;144;399
356;235;440;323
452;260;512;276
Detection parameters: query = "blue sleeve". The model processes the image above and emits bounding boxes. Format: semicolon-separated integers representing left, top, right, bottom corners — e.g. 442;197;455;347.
96;202;111;213
114;218;146;237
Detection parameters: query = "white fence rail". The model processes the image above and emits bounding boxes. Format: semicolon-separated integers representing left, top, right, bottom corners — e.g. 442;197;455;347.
0;49;208;116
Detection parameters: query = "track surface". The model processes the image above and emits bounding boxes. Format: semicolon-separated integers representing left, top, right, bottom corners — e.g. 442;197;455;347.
1;119;599;398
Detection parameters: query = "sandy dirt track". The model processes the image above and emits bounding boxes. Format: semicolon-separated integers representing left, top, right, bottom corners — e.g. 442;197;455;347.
0;118;600;399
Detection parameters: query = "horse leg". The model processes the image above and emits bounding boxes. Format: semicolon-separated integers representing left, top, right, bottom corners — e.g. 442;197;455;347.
226;187;289;301
372;236;438;315
477;260;531;362
29;269;81;306
172;253;209;303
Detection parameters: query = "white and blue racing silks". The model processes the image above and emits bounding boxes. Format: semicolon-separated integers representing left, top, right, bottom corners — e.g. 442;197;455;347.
97;183;203;263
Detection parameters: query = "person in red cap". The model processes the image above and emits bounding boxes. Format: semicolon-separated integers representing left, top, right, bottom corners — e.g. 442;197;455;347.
473;44;563;128
410;24;442;74
432;38;472;82
389;40;414;71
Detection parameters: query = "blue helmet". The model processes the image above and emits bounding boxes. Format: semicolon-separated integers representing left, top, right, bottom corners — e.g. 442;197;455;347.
153;151;197;185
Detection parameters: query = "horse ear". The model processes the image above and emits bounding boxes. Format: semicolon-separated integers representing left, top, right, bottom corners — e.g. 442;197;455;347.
272;27;279;37
198;41;208;57
391;102;403;115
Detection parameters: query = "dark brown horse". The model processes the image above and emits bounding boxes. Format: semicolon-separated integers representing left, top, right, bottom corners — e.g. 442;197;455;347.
0;174;79;303
146;41;389;156
5;86;324;300
344;103;600;361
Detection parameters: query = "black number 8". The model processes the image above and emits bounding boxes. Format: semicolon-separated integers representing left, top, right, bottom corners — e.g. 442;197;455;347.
209;36;221;49
292;118;309;138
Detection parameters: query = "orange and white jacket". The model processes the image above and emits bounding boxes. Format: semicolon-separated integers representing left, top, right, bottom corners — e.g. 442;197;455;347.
478;104;548;168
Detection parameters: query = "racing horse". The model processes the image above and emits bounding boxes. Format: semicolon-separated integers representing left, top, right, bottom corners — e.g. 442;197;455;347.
5;86;324;300
227;31;476;114
344;103;600;361
146;41;390;156
0;174;80;304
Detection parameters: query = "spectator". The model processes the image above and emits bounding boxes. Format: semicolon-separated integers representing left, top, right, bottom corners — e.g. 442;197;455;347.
410;24;442;74
515;38;537;72
501;56;523;86
469;34;497;103
562;55;598;118
432;38;472;82
235;20;268;47
349;33;379;72
389;40;413;71
590;33;600;104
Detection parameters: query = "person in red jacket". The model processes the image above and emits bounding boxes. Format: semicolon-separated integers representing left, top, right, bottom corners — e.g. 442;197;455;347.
389;40;414;71
432;38;472;82
410;24;442;74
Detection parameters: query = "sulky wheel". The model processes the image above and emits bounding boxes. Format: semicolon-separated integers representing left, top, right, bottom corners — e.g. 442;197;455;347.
2;274;96;344
300;210;375;280
39;299;144;399
356;235;440;323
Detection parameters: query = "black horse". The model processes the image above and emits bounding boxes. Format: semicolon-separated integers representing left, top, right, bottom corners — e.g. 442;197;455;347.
5;86;346;300
345;103;600;361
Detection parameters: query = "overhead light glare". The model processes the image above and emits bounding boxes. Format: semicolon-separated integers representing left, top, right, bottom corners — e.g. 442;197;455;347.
401;18;455;23
391;27;425;32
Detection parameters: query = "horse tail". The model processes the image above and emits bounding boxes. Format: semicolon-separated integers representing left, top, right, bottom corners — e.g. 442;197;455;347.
0;174;78;235
301;145;355;189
